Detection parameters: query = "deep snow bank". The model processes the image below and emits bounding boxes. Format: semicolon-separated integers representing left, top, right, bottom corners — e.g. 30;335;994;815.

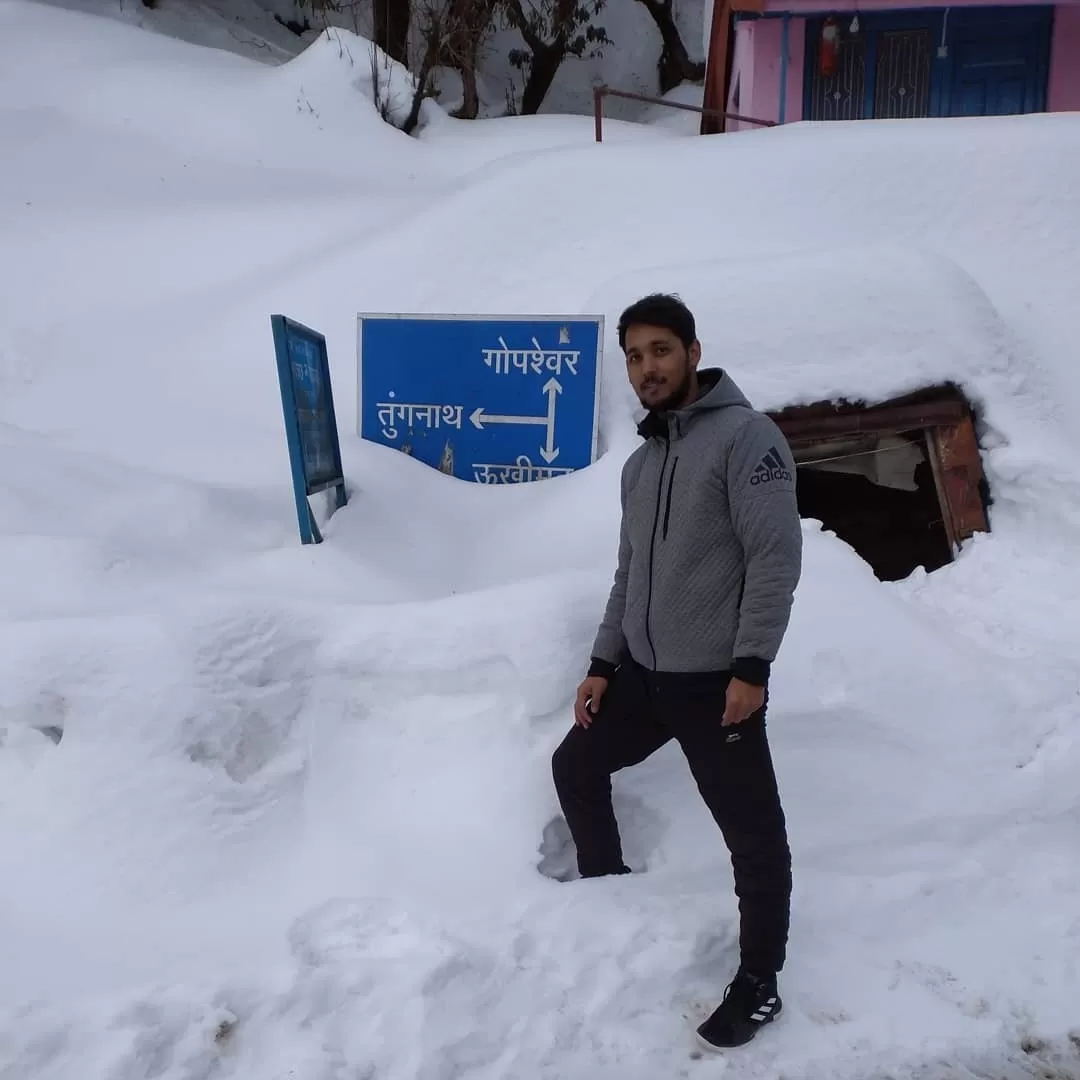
343;111;1080;428
1;5;1080;1079
0;4;435;176
587;245;1080;529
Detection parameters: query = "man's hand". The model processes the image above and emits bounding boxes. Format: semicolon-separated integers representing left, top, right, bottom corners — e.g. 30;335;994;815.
574;676;609;728
722;678;765;727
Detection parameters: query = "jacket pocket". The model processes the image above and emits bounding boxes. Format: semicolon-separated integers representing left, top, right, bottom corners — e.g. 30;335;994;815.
661;457;679;540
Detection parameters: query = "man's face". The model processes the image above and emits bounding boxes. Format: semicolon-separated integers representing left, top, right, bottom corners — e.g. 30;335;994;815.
623;323;701;412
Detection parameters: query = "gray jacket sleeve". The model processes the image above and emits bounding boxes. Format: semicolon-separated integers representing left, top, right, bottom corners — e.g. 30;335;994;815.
589;458;634;673
726;414;803;685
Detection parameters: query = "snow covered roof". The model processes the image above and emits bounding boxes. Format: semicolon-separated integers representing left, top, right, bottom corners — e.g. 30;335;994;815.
589;245;1016;416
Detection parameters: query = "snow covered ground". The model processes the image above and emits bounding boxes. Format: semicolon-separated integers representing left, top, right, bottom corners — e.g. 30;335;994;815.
2;2;1080;1078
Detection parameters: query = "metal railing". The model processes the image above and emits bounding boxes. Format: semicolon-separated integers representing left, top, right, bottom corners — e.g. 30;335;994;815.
592;85;776;142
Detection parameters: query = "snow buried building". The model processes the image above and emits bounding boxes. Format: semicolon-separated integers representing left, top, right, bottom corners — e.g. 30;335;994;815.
591;246;1024;581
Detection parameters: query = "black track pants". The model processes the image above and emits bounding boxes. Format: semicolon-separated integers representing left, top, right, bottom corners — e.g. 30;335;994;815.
551;661;793;975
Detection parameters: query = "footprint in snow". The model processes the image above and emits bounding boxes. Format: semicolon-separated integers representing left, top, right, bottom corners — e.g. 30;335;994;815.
536;791;669;881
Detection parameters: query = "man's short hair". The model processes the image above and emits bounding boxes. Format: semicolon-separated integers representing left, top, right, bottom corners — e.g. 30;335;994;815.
617;293;697;351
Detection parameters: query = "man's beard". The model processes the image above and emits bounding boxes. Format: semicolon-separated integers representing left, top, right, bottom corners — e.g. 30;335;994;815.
639;366;694;413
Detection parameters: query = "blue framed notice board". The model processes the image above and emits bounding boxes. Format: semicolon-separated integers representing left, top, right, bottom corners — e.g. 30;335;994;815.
271;314;347;544
356;313;604;484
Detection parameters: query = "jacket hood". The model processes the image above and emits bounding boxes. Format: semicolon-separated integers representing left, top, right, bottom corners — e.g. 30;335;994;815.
636;368;753;439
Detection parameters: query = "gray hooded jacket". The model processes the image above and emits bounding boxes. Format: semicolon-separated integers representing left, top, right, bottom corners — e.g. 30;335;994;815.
590;369;802;685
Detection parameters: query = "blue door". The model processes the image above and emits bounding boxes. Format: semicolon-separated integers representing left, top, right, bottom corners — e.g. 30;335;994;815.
803;6;1052;120
946;10;1052;116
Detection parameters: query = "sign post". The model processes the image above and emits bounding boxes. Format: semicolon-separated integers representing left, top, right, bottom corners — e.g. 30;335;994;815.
271;314;347;544
357;314;603;484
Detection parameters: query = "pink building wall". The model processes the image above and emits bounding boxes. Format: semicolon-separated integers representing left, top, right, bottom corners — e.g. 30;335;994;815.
1049;5;1080;109
728;2;1080;126
726;21;751;124
727;18;806;127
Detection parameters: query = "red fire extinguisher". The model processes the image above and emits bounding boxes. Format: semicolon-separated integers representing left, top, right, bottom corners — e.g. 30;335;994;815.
819;16;841;78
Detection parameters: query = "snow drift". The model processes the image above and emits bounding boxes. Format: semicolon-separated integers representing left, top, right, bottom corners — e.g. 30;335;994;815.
1;3;1079;1079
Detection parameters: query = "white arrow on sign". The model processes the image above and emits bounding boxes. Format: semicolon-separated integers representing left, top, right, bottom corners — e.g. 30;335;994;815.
470;378;563;463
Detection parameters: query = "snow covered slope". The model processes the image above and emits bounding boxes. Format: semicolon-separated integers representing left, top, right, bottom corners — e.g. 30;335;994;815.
36;0;709;120
1;4;1079;1079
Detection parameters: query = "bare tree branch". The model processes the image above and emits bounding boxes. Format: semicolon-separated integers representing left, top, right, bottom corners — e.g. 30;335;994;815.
502;0;545;55
503;0;611;114
634;0;705;92
297;0;507;129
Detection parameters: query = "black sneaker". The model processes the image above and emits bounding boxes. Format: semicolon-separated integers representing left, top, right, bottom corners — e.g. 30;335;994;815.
695;968;782;1050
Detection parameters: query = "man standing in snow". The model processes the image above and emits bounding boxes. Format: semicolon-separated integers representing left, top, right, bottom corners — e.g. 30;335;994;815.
551;293;802;1051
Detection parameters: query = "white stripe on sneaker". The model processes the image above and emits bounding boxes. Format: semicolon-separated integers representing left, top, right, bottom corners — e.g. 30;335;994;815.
751;998;778;1022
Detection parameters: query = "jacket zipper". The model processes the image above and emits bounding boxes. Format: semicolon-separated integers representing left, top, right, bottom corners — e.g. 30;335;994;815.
661;457;679;540
644;439;672;670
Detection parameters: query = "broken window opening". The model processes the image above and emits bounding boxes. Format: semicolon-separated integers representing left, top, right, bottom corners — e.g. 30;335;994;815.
769;385;990;582
793;431;951;580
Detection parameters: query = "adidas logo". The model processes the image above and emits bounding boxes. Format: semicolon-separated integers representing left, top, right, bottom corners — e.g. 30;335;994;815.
749;446;793;487
750;996;779;1023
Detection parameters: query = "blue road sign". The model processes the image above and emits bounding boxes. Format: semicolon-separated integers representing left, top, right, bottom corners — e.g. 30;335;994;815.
356;314;603;484
271;314;348;544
